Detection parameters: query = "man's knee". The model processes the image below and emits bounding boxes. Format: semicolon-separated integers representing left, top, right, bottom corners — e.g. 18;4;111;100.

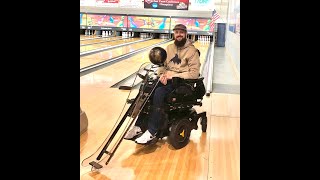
154;86;166;94
153;87;167;100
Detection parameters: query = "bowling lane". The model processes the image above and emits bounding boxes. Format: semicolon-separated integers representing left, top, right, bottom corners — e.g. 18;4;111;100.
80;41;211;178
80;37;142;53
80;36;122;46
197;42;211;73
80;38;166;69
80;35;100;40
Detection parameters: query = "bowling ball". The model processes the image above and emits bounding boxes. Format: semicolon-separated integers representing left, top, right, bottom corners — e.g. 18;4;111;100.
149;47;167;66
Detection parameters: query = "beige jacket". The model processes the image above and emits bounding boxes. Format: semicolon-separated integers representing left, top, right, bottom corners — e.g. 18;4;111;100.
158;39;200;79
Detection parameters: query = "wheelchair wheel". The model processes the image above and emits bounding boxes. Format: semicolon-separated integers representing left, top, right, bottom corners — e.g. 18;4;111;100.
200;116;207;132
169;118;191;149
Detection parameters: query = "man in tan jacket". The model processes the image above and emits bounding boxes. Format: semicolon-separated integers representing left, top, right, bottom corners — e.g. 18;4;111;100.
158;24;201;83
125;24;201;144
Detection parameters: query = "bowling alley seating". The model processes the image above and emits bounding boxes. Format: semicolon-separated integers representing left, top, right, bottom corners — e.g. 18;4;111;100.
80;107;88;135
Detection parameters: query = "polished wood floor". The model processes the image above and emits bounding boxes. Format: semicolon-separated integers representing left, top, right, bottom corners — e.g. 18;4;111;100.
80;36;240;180
80;37;142;53
80;36;120;45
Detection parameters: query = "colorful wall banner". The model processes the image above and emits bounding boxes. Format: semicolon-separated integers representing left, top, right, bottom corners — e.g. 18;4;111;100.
170;17;192;30
170;17;211;31
81;13;213;34
86;14;127;27
128;16;150;28
192;18;212;31
149;17;170;30
80;13;87;25
127;16;170;29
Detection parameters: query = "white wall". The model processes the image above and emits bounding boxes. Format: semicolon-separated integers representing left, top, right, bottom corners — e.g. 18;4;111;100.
225;0;240;74
225;31;240;74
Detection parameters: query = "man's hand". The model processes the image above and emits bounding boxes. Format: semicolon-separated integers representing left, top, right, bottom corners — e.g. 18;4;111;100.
160;74;167;85
165;71;173;80
160;72;174;85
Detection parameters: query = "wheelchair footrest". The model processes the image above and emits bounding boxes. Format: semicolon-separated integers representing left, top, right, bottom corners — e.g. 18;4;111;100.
126;98;135;104
89;161;103;169
198;112;207;132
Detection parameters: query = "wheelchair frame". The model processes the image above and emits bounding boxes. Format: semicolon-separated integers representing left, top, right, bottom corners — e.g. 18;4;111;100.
85;64;207;170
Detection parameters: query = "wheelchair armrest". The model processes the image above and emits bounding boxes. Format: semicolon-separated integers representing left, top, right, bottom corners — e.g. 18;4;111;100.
166;76;205;104
183;77;204;83
172;77;204;86
170;77;206;100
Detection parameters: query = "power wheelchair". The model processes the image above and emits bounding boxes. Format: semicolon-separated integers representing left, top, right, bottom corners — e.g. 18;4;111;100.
82;47;207;170
127;72;207;149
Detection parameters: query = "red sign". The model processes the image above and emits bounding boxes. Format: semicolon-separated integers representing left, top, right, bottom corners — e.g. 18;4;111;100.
144;0;189;10
103;0;119;3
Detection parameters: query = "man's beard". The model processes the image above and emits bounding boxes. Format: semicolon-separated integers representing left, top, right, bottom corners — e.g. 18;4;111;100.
174;37;187;47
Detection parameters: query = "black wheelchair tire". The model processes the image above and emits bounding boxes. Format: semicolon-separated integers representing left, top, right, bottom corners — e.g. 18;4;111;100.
201;116;207;132
168;118;191;149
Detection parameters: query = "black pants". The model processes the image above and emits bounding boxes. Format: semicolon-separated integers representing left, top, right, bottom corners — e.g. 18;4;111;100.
135;83;174;135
